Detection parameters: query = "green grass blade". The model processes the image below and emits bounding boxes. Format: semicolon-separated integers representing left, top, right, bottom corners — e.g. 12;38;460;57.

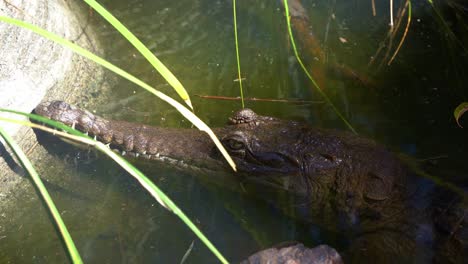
0;114;229;264
0;126;83;264
0;15;236;171
83;0;193;109
282;0;357;134
232;0;245;108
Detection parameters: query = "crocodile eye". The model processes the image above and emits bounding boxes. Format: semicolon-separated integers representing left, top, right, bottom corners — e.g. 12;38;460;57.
52;101;70;110
227;139;244;150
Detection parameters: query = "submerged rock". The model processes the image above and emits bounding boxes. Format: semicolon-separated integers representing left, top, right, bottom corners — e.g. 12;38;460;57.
242;243;343;264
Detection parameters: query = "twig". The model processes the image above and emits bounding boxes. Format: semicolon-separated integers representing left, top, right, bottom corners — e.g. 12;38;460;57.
195;95;323;105
369;0;407;68
371;0;376;16
416;154;449;162
3;0;32;20
390;0;394;27
180;241;195;264
388;0;411;65
380;1;408;68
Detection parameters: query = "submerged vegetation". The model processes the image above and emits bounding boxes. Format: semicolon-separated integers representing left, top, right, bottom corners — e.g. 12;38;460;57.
0;0;467;263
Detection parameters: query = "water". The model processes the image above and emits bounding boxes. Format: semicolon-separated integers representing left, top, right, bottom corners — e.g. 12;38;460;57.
1;0;467;263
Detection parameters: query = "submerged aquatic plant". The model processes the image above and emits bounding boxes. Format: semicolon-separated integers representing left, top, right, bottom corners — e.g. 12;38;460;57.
388;0;412;65
282;0;357;134
369;0;412;68
426;0;468;53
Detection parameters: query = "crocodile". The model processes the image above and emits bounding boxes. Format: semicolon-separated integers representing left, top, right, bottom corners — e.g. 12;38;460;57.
34;100;467;263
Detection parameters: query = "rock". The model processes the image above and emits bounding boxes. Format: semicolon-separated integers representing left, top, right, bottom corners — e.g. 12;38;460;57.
242;243;343;264
0;0;106;210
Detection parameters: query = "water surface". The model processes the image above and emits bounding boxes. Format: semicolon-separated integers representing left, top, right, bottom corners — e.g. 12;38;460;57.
1;0;467;263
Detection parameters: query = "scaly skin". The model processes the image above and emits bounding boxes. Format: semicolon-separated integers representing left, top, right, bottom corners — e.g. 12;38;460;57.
34;100;466;263
34;100;227;171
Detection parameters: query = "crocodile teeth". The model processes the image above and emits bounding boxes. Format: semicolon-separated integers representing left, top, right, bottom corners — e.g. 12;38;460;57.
135;153;140;157
142;151;146;155
71;121;76;129
121;151;126;156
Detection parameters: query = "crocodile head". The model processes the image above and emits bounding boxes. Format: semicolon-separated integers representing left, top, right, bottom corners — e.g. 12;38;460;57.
220;108;347;198
221;109;304;176
221;108;402;203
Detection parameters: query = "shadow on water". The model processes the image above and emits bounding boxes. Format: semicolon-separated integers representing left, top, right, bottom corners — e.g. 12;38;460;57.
1;0;467;263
